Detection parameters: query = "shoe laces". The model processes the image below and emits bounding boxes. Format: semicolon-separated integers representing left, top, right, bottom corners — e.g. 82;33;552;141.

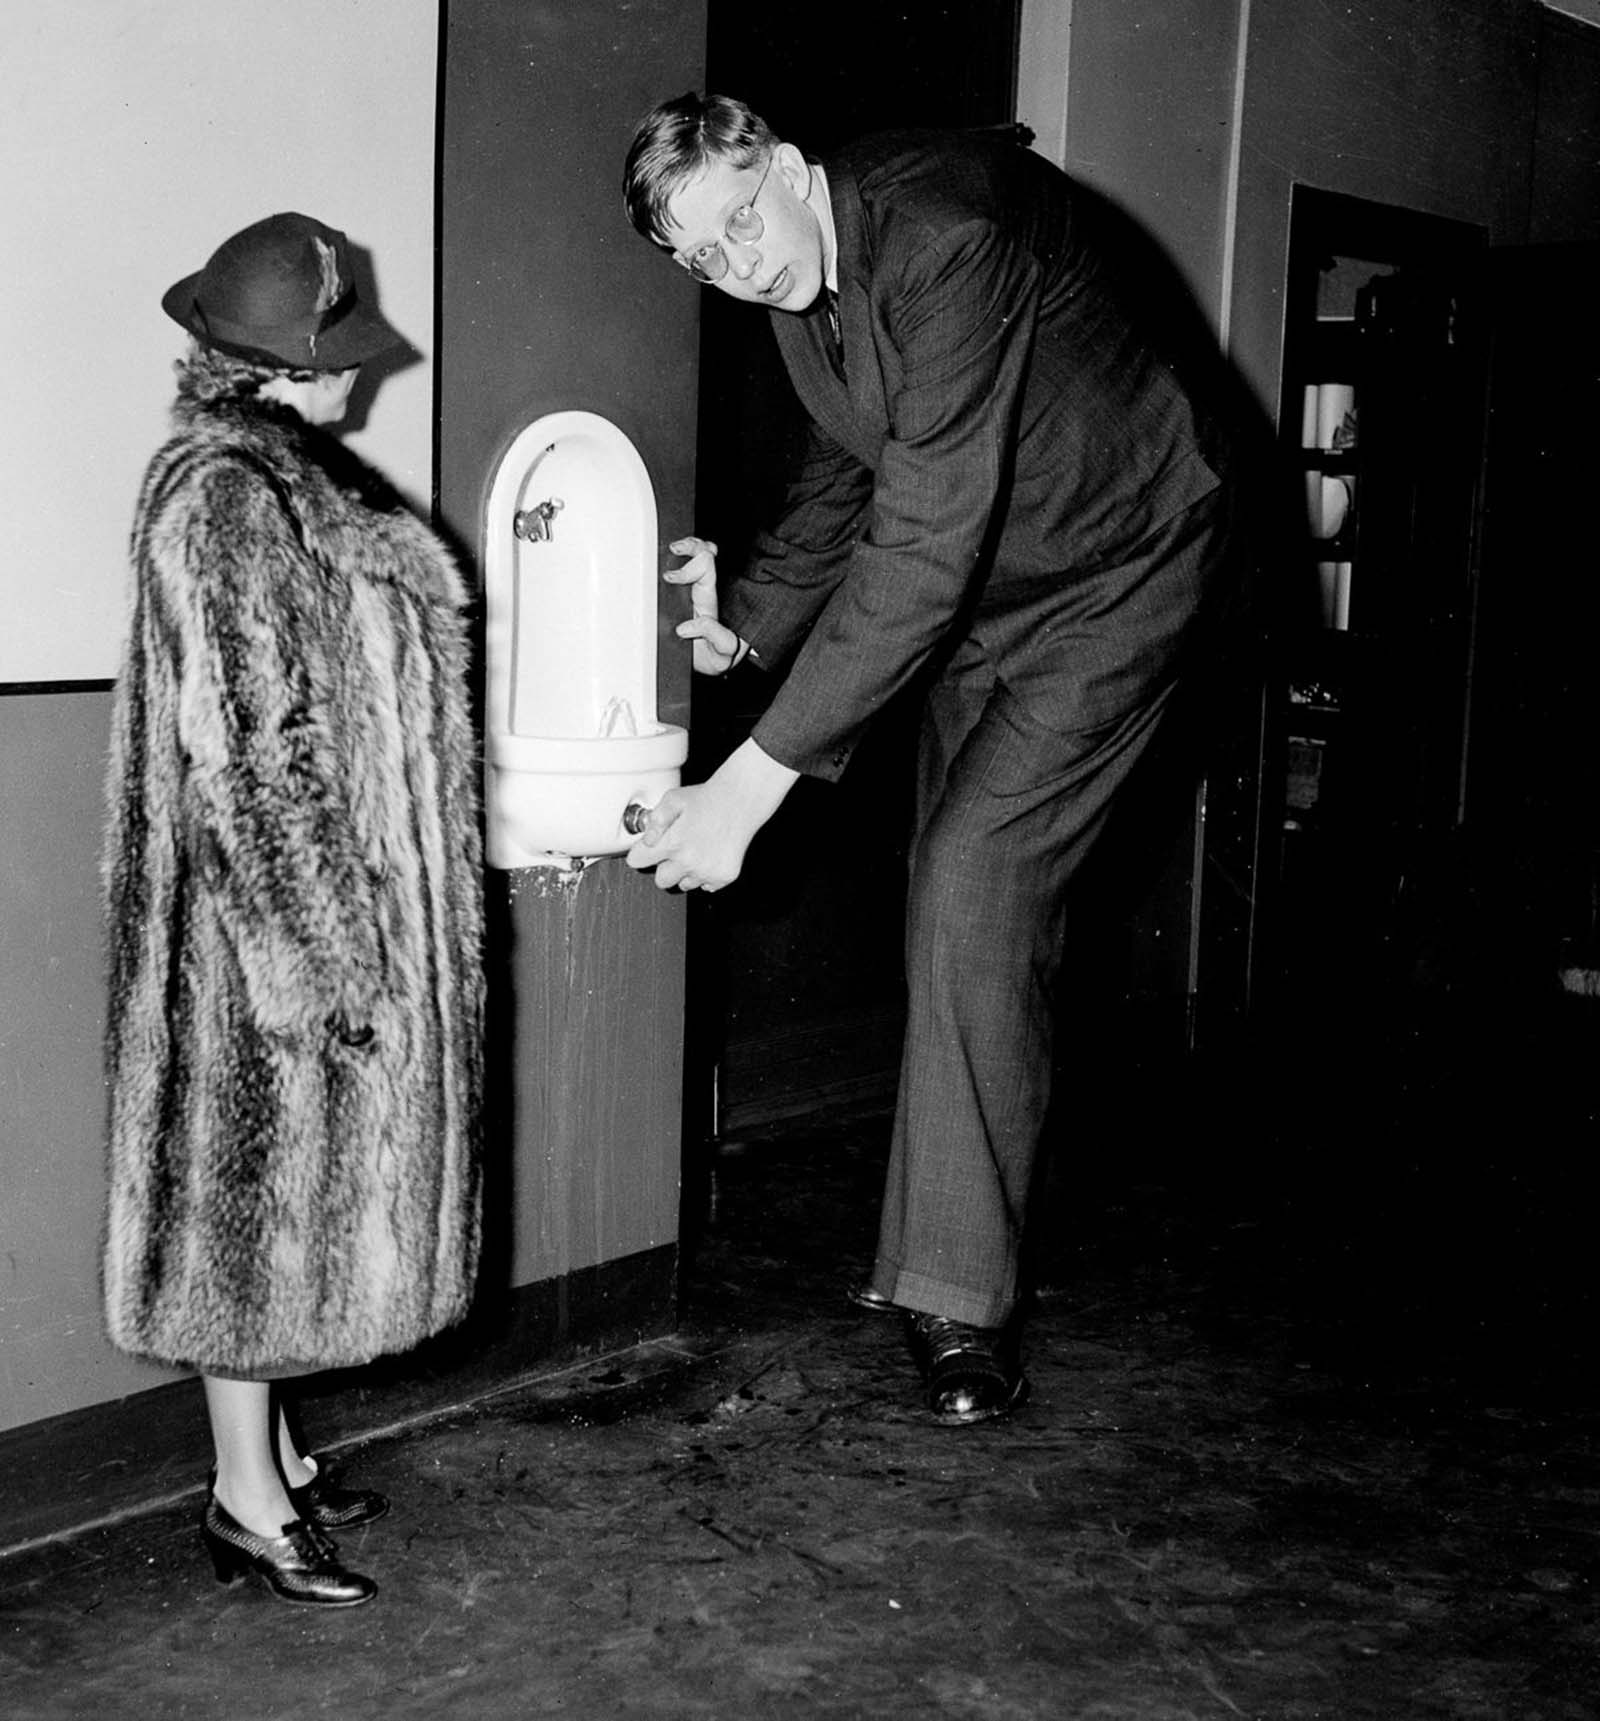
910;1311;998;1364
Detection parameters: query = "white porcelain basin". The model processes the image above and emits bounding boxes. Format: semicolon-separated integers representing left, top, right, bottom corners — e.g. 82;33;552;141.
486;723;688;867
481;409;687;868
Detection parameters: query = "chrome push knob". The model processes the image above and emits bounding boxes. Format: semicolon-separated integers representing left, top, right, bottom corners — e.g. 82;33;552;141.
621;801;649;836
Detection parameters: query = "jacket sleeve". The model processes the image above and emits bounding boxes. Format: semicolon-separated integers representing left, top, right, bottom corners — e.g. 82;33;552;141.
720;419;874;673
749;217;1041;779
144;448;382;1037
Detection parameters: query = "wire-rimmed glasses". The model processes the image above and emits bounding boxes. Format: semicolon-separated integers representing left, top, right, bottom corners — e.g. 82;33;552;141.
676;153;775;284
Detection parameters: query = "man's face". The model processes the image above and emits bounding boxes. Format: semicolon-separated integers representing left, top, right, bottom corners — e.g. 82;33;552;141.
662;145;826;313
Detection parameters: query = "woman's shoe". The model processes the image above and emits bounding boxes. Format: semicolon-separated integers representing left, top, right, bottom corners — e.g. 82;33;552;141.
288;1456;389;1530
202;1494;377;1607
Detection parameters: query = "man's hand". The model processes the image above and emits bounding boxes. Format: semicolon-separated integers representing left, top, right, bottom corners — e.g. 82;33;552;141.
665;535;746;675
626;738;799;892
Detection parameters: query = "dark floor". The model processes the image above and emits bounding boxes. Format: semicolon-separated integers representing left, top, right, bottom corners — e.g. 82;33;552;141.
2;994;1597;1719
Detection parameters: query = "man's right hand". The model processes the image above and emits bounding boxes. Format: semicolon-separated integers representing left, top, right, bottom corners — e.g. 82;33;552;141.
625;737;799;892
665;535;746;675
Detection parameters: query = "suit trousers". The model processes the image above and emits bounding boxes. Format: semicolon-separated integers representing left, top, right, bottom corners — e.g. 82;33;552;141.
867;492;1232;1329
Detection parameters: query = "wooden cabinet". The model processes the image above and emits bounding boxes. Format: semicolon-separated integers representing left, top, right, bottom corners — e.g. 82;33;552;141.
1258;189;1489;1021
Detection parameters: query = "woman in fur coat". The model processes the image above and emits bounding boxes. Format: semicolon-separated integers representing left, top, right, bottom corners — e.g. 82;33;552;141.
103;213;483;1607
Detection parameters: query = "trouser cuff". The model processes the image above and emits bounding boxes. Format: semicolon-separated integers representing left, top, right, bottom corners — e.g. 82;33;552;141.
871;1263;1015;1331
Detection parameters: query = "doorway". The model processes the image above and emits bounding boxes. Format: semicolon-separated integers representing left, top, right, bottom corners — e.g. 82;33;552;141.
687;2;1025;1139
1463;241;1600;998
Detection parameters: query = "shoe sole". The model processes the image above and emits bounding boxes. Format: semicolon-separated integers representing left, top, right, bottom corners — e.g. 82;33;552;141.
303;1501;390;1530
930;1374;1030;1427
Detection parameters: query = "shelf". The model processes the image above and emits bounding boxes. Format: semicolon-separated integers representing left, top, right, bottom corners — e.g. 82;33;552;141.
1253;184;1490;1012
1306;533;1356;558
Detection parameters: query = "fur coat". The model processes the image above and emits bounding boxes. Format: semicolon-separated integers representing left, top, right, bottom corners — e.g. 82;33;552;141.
102;371;484;1376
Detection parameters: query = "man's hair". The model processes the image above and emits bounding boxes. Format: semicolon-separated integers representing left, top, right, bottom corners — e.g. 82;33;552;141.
622;92;778;248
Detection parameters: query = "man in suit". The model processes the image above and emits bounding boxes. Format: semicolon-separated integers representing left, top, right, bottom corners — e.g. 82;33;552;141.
622;93;1243;1424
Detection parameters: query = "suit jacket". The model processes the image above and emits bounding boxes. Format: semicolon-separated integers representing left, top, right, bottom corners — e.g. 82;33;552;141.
720;130;1239;781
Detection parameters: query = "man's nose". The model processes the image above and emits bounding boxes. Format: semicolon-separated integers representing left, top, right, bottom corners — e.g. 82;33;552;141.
728;243;761;282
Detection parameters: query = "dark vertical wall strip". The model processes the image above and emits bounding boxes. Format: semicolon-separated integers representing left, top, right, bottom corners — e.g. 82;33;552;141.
437;0;705;1295
1529;10;1600;246
439;0;705;681
1467;242;1600;953
691;0;1025;1135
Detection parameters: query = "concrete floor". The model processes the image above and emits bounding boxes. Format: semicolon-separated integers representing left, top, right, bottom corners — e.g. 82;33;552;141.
2;997;1597;1719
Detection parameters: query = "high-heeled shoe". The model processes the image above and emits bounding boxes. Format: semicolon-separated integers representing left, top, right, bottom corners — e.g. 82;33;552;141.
288;1456;389;1531
202;1493;377;1607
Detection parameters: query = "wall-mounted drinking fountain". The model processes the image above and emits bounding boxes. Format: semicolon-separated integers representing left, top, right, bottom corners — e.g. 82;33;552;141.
483;409;688;868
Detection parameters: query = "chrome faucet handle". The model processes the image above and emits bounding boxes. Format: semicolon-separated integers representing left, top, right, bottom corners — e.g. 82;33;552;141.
513;497;564;542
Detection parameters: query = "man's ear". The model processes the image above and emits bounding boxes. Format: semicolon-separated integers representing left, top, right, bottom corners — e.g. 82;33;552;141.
773;141;812;201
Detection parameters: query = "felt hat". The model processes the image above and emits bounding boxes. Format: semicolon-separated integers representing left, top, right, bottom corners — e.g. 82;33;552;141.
161;212;402;371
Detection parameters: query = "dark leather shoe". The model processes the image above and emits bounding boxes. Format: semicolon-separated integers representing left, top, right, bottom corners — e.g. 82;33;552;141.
903;1311;1029;1426
289;1459;389;1531
202;1495;377;1607
849;1283;897;1313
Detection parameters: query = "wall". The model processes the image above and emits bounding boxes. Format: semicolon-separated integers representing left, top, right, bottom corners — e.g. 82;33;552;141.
1227;0;1542;416
0;0;440;1435
1020;0;1598;410
0;693;124;1429
1050;0;1244;337
0;0;439;685
1528;5;1600;241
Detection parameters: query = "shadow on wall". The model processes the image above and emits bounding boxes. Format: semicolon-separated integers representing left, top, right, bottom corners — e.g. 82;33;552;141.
339;239;421;438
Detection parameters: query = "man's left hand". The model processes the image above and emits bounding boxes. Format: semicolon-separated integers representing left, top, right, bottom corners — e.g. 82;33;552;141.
664;536;745;675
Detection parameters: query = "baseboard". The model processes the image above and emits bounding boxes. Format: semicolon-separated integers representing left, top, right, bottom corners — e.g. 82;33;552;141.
717;1008;904;1137
0;1245;677;1557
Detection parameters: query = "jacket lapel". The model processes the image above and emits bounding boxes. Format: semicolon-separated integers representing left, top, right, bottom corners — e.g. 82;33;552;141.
768;157;889;470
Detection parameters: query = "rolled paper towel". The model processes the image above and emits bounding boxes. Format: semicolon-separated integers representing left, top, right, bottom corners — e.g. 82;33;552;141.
1305;472;1354;540
1317;561;1340;628
1305;470;1324;534
1316;561;1353;630
1320;474;1352;538
1316;383;1357;451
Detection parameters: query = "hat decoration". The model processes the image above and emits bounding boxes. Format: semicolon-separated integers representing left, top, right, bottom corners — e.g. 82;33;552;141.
162;212;403;372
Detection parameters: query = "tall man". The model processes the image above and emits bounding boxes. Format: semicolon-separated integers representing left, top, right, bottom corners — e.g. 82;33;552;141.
622;94;1244;1425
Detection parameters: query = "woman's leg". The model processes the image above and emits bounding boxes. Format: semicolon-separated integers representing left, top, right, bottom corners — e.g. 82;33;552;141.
203;1376;298;1537
273;1390;391;1529
200;1375;378;1604
273;1399;315;1492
